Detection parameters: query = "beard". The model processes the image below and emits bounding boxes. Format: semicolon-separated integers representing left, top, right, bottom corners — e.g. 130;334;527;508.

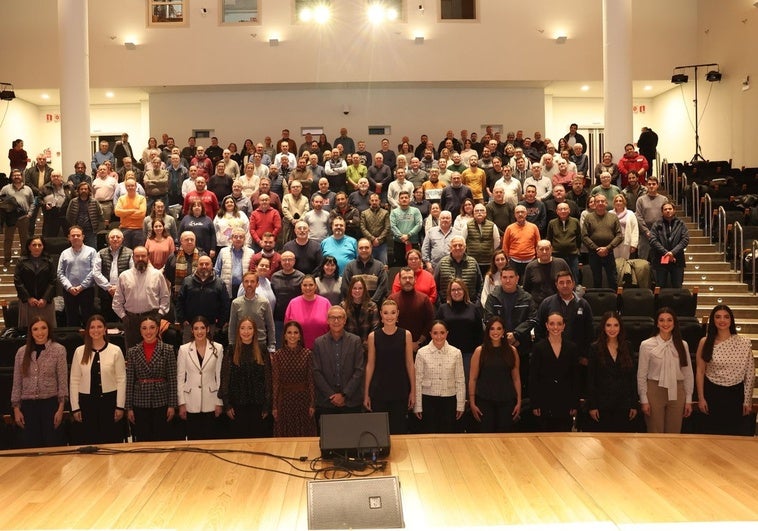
135;260;148;272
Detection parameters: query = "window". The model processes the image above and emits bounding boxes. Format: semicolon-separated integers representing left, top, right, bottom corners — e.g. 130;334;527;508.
368;126;391;136
220;0;259;24
148;0;187;26
440;0;476;20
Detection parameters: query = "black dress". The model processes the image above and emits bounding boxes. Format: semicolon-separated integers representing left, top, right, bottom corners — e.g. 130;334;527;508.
474;345;518;433
585;342;638;433
370;327;410;434
529;338;579;432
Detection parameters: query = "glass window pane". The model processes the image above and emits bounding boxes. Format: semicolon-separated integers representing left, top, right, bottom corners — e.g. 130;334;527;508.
149;1;186;25
441;0;476;20
221;0;259;23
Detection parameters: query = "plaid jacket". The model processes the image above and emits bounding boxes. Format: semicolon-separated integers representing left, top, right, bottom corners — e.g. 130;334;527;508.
125;340;178;410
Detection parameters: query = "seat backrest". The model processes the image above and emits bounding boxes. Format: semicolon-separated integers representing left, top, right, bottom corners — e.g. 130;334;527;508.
582;288;618;317
619;288;655;317
678;316;705;356
656;288;697;317
621;316;656;355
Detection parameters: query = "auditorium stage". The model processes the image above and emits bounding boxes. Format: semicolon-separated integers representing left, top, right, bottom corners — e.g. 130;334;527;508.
0;433;756;530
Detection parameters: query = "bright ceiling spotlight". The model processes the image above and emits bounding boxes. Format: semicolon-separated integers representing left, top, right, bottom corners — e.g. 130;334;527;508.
299;7;312;22
313;4;330;23
367;3;385;23
386;7;398;20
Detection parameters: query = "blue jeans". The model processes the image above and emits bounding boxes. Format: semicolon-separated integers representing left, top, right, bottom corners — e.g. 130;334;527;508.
588;251;618;290
372;243;388;266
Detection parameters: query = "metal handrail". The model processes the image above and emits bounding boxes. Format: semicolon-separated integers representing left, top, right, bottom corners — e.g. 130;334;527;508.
672;164;680;206
717;205;726;253
733;221;743;272
660;157;667;188
752;240;758;295
702;193;712;233
690;175;700;223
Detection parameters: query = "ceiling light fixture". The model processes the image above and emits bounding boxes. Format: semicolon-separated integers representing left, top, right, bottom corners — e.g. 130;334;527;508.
671;73;688;84
269;37;279;46
555;35;567;44
124;42;136;50
0;82;16;101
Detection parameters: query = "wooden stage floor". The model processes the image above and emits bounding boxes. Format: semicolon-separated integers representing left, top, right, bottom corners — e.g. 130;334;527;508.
0;433;756;530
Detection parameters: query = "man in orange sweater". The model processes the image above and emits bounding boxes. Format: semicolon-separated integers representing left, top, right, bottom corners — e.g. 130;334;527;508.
115;177;147;249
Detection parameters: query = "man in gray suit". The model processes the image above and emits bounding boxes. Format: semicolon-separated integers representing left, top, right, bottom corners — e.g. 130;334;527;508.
311;305;365;423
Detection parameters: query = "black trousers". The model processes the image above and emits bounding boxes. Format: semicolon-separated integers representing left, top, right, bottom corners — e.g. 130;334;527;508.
370;398;408;435
476;396;517;433
584;407;636;433
228;404;270;439
184;411;220;440
19;397;64;448
131;407;173;442
701;378;746;436
79;391;124;444
63;287;95;328
419;395;456;434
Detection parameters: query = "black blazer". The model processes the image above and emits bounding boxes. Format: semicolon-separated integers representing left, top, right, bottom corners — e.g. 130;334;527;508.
529;338;580;417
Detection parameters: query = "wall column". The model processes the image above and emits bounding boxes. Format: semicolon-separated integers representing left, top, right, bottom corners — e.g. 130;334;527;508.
602;0;633;161
58;0;91;173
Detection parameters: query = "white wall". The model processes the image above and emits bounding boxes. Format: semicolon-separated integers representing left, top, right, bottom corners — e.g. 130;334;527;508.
148;86;547;152
0;98;43;175
3;0;698;90
3;102;148;174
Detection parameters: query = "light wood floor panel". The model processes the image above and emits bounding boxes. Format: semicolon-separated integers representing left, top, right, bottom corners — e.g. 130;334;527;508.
1;433;757;530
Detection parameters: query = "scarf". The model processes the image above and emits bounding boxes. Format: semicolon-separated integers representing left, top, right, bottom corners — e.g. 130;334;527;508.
653;336;682;401
174;249;200;295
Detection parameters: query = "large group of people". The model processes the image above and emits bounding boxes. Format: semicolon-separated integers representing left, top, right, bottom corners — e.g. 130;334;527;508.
5;126;752;448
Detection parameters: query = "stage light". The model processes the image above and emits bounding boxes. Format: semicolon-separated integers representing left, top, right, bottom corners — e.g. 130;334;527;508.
299;7;312;22
671;73;688;84
706;70;722;82
0;82;15;101
367;3;385;23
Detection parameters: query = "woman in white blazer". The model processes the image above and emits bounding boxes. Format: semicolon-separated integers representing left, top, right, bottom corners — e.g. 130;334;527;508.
177;316;224;440
70;314;127;444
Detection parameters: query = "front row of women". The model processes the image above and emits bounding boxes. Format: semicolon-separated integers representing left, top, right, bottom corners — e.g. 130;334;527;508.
10;303;754;447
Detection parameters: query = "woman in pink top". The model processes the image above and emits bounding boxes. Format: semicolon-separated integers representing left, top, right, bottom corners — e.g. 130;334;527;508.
284;275;331;349
145;218;175;271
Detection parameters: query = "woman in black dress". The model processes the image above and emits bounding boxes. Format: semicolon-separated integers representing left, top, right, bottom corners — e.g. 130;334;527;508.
436;278;483;382
469;317;521;433
364;299;415;434
586;311;638;432
220;316;272;438
529;312;580;432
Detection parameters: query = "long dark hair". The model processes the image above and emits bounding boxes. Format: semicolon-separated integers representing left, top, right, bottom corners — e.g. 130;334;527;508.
593;311;633;370
654;307;688;367
82;314;108;365
480;317;515;369
233;316;262;366
22;316;51;376
701;304;737;363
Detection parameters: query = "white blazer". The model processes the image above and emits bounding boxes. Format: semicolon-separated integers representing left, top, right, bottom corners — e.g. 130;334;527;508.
177;340;224;413
69;343;127;411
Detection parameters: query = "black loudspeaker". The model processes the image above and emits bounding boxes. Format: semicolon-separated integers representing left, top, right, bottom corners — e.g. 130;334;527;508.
319;412;390;459
307;476;404;530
